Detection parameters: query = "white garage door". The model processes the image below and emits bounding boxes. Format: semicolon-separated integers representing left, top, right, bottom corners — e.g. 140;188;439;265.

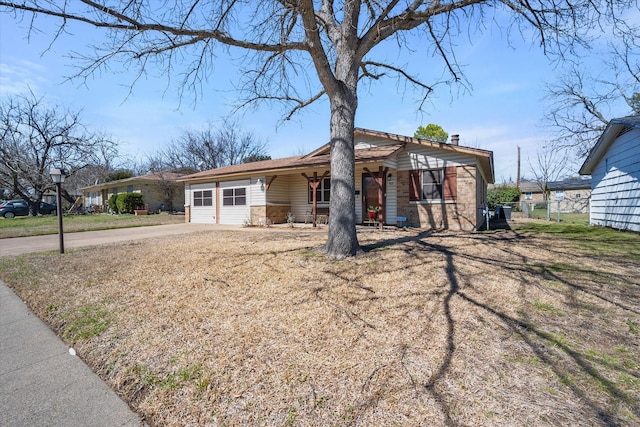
190;184;216;224
219;180;251;225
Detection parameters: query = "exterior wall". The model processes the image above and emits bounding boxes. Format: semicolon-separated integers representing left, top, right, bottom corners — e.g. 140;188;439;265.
83;181;184;213
590;129;640;232
139;182;184;212
396;166;479;231
396;143;473;170
264;174;291;224
549;188;590;213
395;144;480;230
475;169;488;230
290;170;331;222
520;190;546;204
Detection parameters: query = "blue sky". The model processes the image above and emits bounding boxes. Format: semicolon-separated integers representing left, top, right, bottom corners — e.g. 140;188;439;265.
0;8;633;182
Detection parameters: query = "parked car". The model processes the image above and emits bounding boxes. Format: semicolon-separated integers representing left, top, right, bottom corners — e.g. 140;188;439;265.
0;199;57;218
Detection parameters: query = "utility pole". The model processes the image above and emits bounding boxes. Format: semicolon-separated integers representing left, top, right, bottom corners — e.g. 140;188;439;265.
516;146;521;188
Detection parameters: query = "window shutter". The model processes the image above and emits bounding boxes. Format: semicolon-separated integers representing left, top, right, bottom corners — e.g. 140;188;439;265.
409;170;421;201
444;166;457;201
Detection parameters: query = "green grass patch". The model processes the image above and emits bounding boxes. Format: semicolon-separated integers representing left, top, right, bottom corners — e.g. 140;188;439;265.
61;304;111;341
0;213;184;238
531;300;564;316
515;221;640;259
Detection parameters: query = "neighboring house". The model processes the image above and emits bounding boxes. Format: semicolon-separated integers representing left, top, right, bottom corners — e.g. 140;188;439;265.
519;180;546;205
81;171;186;213
546;177;591;213
579;115;640;232
179;128;495;231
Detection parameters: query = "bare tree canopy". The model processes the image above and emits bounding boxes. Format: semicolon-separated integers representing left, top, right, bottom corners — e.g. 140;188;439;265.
1;0;636;256
528;145;569;197
0;91;119;213
146;119;269;173
545;29;640;160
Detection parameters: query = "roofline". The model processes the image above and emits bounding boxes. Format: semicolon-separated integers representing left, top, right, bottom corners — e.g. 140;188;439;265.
81;172;183;191
178;155;400;184
579;115;640;175
179;127;495;184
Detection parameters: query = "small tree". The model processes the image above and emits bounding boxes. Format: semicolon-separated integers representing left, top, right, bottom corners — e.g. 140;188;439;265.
487;187;520;210
414;124;449;143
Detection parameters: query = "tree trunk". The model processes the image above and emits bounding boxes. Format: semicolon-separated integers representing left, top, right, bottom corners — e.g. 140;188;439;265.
322;88;362;258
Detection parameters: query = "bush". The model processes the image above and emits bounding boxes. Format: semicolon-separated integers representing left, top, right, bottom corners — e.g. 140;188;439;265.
115;192;145;214
487;186;520;209
108;194;119;213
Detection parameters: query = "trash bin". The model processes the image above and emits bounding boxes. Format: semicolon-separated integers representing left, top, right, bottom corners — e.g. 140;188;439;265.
501;205;512;221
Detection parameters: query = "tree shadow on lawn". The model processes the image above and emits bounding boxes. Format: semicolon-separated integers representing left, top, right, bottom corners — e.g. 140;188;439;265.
359;230;640;426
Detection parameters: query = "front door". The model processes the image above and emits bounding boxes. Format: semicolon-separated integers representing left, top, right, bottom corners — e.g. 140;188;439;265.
363;174;381;222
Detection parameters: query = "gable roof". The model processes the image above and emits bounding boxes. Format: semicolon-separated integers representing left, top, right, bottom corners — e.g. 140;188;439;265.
579;115;640;175
179;128;495;183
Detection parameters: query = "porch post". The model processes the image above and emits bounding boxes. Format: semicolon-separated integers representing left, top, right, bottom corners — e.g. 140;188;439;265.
302;171;329;227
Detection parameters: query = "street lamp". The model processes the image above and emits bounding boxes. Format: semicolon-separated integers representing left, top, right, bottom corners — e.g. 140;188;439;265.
49;168;66;254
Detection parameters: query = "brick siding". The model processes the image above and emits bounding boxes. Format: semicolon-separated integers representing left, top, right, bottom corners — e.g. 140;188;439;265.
397;166;479;231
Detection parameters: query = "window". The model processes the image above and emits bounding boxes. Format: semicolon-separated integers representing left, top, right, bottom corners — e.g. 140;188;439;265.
409;167;457;201
308;178;331;203
525;192;532;200
421;170;443;200
193;190;213;207
223;188;246;206
575;193;581;199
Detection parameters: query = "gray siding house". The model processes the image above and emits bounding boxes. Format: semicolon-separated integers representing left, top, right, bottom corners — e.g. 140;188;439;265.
579;115;640;232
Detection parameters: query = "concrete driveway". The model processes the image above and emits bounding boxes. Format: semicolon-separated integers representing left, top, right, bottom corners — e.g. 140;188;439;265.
0;223;227;257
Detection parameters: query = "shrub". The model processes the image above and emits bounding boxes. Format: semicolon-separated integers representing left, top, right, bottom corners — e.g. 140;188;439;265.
487;186;520;209
115;192;145;214
108;194;119;213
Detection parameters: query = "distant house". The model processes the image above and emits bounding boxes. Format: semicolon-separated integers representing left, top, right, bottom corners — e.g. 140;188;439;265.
518;180;546;205
546;177;591;213
579;115;640;232
82;171;186;213
179;128;495;231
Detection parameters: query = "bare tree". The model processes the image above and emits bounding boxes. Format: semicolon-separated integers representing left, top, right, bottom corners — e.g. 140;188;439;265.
545;30;640;160
148;119;269;173
1;1;635;256
0;91;118;214
526;145;569;220
528;146;568;200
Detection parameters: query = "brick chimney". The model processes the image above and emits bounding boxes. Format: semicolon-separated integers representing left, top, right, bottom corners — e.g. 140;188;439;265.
451;134;460;146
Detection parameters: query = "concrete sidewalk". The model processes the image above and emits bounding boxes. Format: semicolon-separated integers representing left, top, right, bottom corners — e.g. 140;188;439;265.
0;282;144;426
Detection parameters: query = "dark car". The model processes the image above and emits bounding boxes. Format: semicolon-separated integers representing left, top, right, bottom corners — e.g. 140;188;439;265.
0;199;57;218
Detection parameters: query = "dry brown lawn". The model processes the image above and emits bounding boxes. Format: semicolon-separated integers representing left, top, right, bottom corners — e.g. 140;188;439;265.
1;223;639;426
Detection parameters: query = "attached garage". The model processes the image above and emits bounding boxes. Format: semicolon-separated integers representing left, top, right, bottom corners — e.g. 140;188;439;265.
189;183;216;224
219;180;251;225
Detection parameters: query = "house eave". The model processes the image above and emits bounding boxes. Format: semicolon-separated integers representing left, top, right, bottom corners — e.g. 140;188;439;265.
579;115;640;175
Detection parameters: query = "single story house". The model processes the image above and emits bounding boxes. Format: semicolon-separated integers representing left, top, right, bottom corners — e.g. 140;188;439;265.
579;115;640;232
519;180;546;204
82;171;186;213
546;177;591;213
179;128;495;231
